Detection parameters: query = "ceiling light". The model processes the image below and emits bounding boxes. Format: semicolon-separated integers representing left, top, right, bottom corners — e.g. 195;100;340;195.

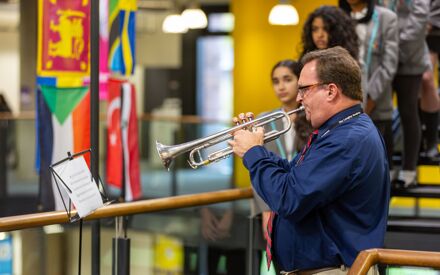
268;2;299;26
181;8;207;29
162;13;188;33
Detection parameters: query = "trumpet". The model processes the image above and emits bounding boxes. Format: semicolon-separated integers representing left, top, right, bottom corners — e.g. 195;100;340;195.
156;106;305;170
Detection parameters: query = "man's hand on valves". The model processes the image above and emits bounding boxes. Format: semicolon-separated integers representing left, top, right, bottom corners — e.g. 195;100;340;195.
228;112;264;158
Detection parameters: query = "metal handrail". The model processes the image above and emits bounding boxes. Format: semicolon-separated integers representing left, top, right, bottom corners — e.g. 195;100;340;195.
349;248;440;275
0;187;253;232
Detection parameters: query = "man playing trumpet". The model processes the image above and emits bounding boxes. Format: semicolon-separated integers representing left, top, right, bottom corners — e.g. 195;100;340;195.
229;46;390;275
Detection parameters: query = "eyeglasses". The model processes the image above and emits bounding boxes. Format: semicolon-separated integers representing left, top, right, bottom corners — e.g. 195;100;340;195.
297;82;328;97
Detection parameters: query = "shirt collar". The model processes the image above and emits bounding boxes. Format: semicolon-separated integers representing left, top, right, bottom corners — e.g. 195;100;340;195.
351;7;368;20
317;104;363;137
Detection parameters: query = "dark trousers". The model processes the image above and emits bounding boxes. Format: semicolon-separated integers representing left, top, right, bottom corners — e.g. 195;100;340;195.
393;74;422;170
373;120;394;169
208;247;246;275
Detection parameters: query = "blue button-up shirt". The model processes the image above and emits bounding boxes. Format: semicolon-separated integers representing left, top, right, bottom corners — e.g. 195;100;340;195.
243;105;390;271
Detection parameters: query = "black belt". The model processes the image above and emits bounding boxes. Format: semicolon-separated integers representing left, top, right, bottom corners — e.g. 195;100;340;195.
281;265;346;275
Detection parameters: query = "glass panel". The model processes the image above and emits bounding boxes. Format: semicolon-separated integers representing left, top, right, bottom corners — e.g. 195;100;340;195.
3;117;236;217
5;119;38;198
207;13;235;33
196;35;234;177
196;35;233;122
385;265;440;275
136;119;234;199
7;222;440;275
2;202;253;275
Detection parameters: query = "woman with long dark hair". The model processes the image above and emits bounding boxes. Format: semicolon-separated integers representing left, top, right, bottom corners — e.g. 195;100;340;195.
301;5;359;59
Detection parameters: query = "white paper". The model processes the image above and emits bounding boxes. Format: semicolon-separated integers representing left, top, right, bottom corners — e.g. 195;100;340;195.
53;156;104;218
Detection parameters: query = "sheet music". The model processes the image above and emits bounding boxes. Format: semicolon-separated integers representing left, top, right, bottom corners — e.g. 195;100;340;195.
53;156;104;218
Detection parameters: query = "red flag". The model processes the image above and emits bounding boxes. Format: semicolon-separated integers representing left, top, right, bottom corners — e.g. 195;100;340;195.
106;78;141;201
106;79;123;189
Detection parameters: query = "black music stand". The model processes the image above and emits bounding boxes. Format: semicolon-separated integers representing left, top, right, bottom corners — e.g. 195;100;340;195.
49;149;112;222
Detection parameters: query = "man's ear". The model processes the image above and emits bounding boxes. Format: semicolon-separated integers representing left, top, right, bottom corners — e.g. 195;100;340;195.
327;83;338;100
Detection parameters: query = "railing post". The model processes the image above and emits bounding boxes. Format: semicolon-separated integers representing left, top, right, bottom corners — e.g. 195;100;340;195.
112;217;130;275
171;129;179;196
0;120;7;199
90;0;100;274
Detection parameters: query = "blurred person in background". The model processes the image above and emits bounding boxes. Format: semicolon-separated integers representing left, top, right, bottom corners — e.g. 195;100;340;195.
0;93;15;198
300;5;359;60
339;0;399;180
0;94;16;170
377;0;431;188
199;204;246;274
419;0;440;162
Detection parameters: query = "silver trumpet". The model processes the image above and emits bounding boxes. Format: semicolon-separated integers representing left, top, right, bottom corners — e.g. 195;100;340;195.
156;106;305;170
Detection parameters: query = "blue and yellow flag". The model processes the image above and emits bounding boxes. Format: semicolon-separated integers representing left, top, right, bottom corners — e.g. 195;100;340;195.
109;0;136;76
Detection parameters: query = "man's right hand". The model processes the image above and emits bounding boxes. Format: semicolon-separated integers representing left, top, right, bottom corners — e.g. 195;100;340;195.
229;112;264;158
229;128;264;158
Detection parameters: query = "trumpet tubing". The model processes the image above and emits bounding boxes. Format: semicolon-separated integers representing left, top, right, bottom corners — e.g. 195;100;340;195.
156;106;305;170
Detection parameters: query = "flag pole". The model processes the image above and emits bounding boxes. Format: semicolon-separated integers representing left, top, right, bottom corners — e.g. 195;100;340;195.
90;0;101;274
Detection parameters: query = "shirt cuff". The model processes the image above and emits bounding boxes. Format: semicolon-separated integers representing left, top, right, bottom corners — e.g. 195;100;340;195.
243;145;269;169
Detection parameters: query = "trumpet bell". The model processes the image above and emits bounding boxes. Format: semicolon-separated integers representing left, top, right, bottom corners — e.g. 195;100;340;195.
156;141;173;170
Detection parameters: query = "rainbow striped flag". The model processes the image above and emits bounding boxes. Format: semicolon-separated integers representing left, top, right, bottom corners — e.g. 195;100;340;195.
108;0;136;76
36;86;90;211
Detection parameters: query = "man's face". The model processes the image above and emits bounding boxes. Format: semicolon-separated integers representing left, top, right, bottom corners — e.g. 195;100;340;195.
297;60;329;128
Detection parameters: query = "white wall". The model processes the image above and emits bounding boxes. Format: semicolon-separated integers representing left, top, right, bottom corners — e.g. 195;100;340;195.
0;30;19;114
